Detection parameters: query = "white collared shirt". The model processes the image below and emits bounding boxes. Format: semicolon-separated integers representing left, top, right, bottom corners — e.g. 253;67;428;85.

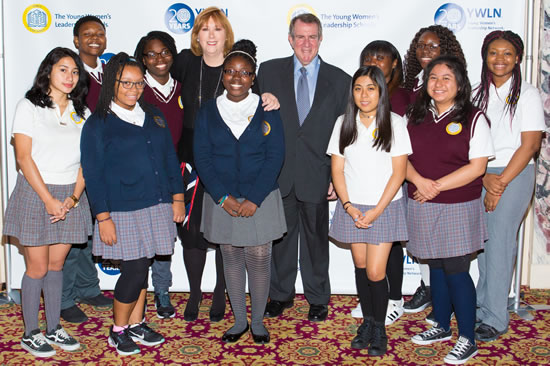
110;101;146;127
12;98;90;184
216;90;259;139
83;57;103;84
144;71;174;99
327;112;412;205
481;78;546;167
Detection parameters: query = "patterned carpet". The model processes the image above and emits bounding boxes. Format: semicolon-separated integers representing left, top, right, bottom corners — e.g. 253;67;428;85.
0;287;548;365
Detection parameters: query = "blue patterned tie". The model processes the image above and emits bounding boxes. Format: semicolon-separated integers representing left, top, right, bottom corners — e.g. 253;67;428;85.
296;67;310;126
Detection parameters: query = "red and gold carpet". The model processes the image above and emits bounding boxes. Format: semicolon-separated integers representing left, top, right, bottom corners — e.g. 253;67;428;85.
0;287;548;365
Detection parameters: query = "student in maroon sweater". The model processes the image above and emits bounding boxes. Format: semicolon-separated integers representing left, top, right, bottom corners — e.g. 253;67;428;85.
134;31;183;319
406;55;494;365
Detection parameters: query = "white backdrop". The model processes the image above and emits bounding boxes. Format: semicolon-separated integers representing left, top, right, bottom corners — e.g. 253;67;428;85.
2;0;525;293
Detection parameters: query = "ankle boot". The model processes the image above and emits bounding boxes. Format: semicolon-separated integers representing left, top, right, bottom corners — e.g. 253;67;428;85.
351;316;374;349
368;321;388;356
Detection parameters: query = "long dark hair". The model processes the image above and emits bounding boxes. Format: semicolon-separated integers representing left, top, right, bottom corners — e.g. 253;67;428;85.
472;30;523;119
95;52;146;118
403;25;466;91
134;30;178;71
407;55;472;126
25;47;88;117
339;66;393;154
359;40;403;96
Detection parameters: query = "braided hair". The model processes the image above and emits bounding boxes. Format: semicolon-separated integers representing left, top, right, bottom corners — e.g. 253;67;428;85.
134;30;177;71
223;39;257;72
472;30;523;119
359;40;403;97
94;52;146;118
403;25;466;91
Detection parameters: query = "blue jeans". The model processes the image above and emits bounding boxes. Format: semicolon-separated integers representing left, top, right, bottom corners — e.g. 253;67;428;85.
151;255;172;293
476;164;535;331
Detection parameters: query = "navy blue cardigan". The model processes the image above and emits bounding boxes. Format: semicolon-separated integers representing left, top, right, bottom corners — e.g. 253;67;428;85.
193;98;284;207
81;108;184;215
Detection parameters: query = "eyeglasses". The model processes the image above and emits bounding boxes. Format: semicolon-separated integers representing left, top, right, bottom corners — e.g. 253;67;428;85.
116;80;146;89
223;69;254;77
416;43;440;52
143;49;172;60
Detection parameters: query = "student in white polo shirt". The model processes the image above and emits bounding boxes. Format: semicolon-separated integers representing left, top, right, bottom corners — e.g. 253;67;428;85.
3;47;92;358
473;30;545;342
327;66;411;356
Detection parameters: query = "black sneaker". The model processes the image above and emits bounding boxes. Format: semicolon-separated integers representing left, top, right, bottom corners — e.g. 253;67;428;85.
127;322;165;346
403;281;431;313
475;323;506;342
368;322;388;356
108;326;140;356
60;304;88;323
45;324;80;351
444;336;478;364
21;329;56;357
350;318;373;349
154;291;175;319
411;324;452;345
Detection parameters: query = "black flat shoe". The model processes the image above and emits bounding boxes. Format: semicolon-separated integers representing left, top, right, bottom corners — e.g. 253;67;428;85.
264;299;294;318
183;291;202;321
221;324;249;343
308;304;328;322
209;311;225;322
251;330;270;344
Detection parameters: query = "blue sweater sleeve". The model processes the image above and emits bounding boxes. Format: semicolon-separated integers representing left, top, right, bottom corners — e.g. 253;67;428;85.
80;114;109;215
246;110;285;206
158;111;184;195
193;105;228;202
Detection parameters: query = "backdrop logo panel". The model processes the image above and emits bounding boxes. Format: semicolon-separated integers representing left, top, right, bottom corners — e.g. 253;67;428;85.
287;4;318;24
434;3;466;32
165;3;195;34
100;52;115;64
22;4;52;33
98;262;121;276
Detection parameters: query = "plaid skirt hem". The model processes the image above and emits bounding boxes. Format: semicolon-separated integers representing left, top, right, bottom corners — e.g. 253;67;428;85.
329;198;408;244
406;198;486;259
3;174;92;246
92;203;176;261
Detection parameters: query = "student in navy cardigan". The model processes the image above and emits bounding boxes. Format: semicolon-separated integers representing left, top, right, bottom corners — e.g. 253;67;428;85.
81;53;184;356
194;40;286;345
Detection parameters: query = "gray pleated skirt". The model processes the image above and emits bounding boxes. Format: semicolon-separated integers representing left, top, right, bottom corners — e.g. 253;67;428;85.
3;173;93;246
92;203;176;261
201;189;287;246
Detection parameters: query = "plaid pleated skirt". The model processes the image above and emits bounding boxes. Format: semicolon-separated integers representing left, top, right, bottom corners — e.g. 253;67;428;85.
3;173;92;246
92;203;176;261
329;198;408;244
201;189;287;246
406;198;487;259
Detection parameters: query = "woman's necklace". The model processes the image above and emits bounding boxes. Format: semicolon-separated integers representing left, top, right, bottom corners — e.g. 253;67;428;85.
198;57;223;108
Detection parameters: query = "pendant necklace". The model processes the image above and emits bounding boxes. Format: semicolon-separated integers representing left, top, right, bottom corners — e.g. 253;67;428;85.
198;57;223;108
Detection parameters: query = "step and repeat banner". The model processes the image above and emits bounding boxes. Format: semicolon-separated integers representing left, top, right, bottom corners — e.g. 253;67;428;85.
3;1;525;293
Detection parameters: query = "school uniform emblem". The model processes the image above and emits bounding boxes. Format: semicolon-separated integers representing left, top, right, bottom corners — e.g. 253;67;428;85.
372;128;379;139
262;121;271;136
446;122;462;135
70;112;83;124
154;116;166;128
505;94;519;105
178;95;183;109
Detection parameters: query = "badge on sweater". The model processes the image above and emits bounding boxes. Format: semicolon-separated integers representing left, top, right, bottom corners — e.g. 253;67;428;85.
154;116;166;128
70;112;83;124
263;121;271;136
372;128;379;139
505;94;519;105
446;122;462;135
178;95;183;109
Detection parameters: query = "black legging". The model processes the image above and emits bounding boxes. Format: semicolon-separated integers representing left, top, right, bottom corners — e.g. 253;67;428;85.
114;257;151;303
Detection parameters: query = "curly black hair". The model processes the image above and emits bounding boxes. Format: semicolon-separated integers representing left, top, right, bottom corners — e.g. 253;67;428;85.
134;31;178;72
403;25;466;91
73;15;105;37
94;52;146;118
25;47;88;118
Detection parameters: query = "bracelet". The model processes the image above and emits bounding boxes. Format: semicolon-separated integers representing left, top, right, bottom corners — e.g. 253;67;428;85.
69;194;80;208
342;201;352;210
97;216;112;223
173;199;185;202
218;194;229;207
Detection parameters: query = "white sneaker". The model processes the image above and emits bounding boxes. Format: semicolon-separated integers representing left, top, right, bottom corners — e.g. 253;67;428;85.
350;303;363;318
385;298;404;325
444;336;478;364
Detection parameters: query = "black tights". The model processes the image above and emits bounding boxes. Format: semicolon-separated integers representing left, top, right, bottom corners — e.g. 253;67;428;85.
115;258;151;303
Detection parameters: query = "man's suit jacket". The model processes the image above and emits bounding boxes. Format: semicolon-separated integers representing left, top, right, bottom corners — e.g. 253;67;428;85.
258;56;351;204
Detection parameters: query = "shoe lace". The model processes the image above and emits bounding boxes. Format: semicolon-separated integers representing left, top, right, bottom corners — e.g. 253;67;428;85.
31;332;48;346
53;327;70;341
422;326;445;338
450;336;471;356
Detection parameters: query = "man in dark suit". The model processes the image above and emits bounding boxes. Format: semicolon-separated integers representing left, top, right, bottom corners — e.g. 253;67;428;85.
257;13;350;321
